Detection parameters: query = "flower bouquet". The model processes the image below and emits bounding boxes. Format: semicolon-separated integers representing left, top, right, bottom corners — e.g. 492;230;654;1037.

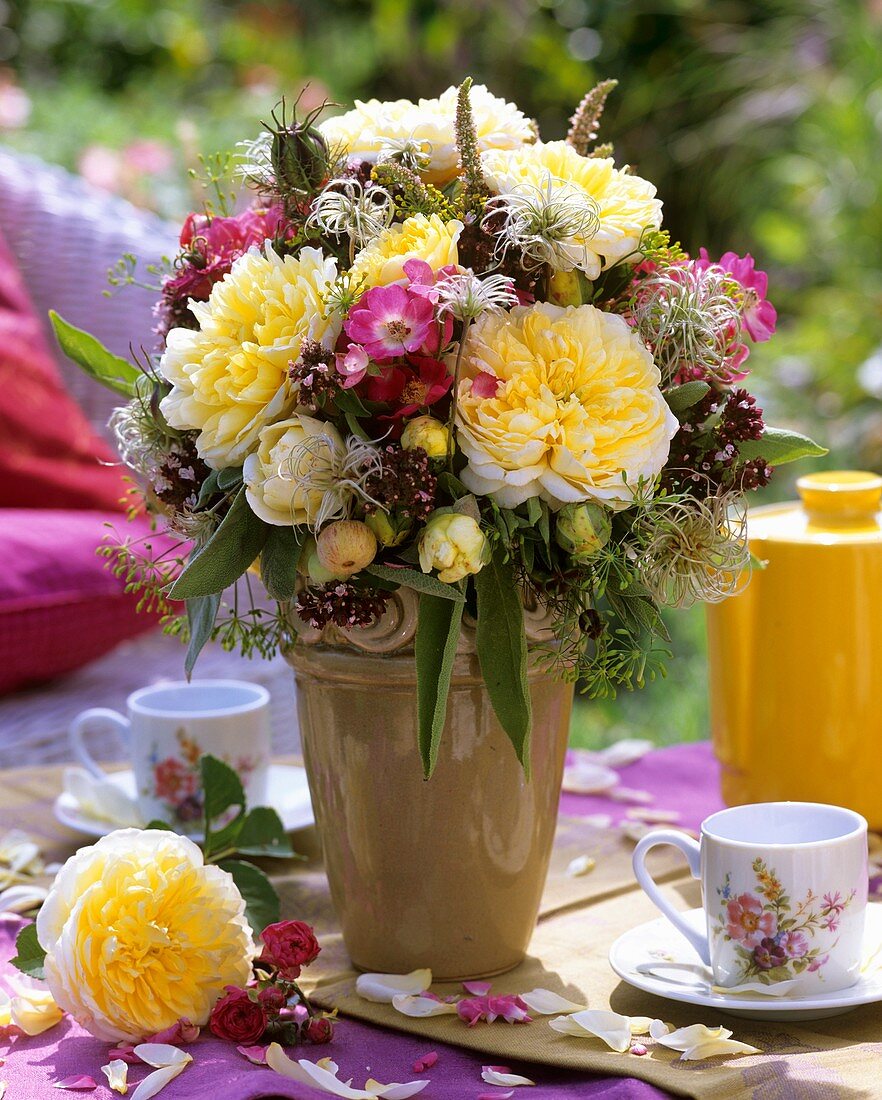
53;77;822;975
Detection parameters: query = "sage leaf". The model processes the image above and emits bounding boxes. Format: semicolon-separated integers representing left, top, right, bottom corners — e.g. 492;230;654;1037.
474;547;532;773
665;380;710;414
184;592;220;678
260;526;305;601
168;489;268;599
366;563;465;601
415;592;464;778
738;426;828;466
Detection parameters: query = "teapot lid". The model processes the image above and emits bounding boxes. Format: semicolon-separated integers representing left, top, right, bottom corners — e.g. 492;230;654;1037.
748;470;882;544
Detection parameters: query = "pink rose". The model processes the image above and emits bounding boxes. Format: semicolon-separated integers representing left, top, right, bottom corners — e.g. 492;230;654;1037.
259;920;321;978
304;1016;334;1044
209;986;267;1044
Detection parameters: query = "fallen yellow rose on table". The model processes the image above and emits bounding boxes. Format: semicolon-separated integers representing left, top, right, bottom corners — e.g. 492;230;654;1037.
35;828;254;1042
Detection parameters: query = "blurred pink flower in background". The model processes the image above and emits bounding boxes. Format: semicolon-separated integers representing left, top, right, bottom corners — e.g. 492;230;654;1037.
0;71;30;130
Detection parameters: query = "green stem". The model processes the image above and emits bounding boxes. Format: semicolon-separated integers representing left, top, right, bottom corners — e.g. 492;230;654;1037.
446;318;471;473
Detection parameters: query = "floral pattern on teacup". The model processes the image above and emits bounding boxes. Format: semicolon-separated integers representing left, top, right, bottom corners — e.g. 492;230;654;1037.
147;728;264;824
713;858;857;984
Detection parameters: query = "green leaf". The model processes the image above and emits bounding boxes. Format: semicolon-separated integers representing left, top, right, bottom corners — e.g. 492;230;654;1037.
196;469;221;508
474;547;532;773
437;471;469;500
168;489;268;599
184;592;220;678
366;564;465;602
11;923;46;980
218;859;280;932
665;380;711;414
201;754;246;824
217;465;244;490
260;526;305;601
49;310;141;397
738;426;828;466
415;592;464;778
452;494;481;522
236;807;295;858
145;819;175;831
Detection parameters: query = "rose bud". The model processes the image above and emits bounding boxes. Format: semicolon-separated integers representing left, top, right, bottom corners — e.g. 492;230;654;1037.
259;920;322;979
209;986;267;1044
305;1015;334;1044
418;512;489;584
316;520;377;578
365;510;412;548
257;986;287;1013
401;415;450;461
555;502;612;561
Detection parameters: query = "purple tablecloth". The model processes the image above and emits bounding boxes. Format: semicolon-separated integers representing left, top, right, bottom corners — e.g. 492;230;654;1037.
0;741;721;1099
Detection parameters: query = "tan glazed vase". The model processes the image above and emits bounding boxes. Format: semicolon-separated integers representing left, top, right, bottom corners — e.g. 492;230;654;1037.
286;591;573;980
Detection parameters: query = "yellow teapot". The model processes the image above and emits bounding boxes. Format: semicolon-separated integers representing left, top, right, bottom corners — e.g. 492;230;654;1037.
707;471;882;828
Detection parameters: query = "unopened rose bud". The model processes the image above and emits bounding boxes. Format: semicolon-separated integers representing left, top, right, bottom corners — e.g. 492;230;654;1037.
401;415;450;461
555;502;612;560
418;512;489;584
305;1015;334;1044
316;520;377;578
365;509;412;548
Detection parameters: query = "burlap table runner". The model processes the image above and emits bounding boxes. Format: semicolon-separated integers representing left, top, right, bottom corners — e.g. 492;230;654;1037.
3;765;880;1100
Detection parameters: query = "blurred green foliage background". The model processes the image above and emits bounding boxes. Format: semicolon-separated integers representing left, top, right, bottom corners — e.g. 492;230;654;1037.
2;0;880;748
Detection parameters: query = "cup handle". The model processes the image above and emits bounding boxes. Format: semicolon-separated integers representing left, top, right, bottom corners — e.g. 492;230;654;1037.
69;709;131;780
632;829;710;966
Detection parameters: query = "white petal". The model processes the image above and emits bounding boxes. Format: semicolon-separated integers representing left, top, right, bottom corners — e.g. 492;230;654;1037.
356;969;433;1003
365;1079;430;1098
481;1067;536;1086
0;884;49;913
266;1045;373;1099
132;1045;192;1069
609;787;654;804
651;1022;731;1051
63;768;143;827
130;1063;188;1100
10;994;64;1035
679;1039;761;1061
629;1017;656;1035
0;1082;7;1098
561;762;618;794
391;994;458;1018
565;856;596;878
549;1010;632;1052
590;739;654;768
101;1060;129;1094
624;808;680;824
520;989;586;1015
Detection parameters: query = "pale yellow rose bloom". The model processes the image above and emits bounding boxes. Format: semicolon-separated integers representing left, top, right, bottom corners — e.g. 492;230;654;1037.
455;302;678;510
482;141;662;279
36;828;253;1042
319;84;534;185
401;415;450;459
418;513;489;583
159;244;341;469
349;214;463;288
0;983;64;1036
244;414;345;527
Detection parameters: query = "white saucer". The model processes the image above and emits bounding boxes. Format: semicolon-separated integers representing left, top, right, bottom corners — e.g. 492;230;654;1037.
54;764;314;840
609;904;882;1021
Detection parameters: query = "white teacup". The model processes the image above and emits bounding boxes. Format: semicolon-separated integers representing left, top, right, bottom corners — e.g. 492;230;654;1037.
69;680;271;827
633;801;868;992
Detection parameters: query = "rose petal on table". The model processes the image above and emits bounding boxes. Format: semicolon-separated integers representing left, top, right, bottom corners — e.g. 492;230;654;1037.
356;969;433;1003
391;994;459;1018
548;1009;632;1052
0;830;42;874
561;762;618;795
131;1045;192;1069
130;1062;189;1100
630;1043;648;1056
237;1045;268;1065
462;981;492;996
565;855;596;877
589;740;655;769
0;1083;7;1099
101;1060;129;1094
678;1038;762;1061
266;1044;430;1099
609;787;654;804
628;1017;655;1035
54;1077;98;1091
582;814;613;830
624;808;681;824
9;992;64;1035
649;1021;730;1049
107;1045;140;1064
477;1093;514;1100
0;883;49;914
520;989;586;1015
364;1078;431;1098
146;1018;200;1044
411;1052;438;1072
481;1066;535;1086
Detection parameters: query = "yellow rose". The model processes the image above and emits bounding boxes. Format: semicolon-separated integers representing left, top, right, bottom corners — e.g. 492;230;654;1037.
159;245;341;469
350;214;463;288
401;415;450;460
418;512;489;583
482;141;662;279
319;84;534;186
36;828;253;1041
244;414;345;527
455;302;678;509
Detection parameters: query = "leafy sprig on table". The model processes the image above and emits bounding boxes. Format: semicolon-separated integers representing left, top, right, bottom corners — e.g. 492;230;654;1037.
12;754;296;980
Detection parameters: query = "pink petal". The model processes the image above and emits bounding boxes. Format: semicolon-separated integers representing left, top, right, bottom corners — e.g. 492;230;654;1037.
478;1093;514;1100
411;1051;438;1072
462;981;492;997
237;1045;268;1065
403;258;435;286
630;1043;648;1056
54;1078;98;1091
106;1045;140;1064
471;373;500;399
146;1018;200;1045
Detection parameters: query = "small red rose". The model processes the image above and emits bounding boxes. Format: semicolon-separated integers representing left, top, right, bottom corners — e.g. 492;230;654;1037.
305;1015;334;1044
259;920;321;978
209;986;267;1044
257;986;287;1013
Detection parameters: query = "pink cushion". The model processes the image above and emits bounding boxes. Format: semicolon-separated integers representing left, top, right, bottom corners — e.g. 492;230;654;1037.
0;228;129;512
0;510;170;694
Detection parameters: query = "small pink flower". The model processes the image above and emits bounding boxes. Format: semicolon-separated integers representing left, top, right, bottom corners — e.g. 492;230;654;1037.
822;915;840;933
823;891;844;913
696;248;777;343
726;893;777;948
345;285;434;358
412;1051;438;1072
808;953;830;973
336;343;370;388
778;930;809;958
456;994;531;1027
